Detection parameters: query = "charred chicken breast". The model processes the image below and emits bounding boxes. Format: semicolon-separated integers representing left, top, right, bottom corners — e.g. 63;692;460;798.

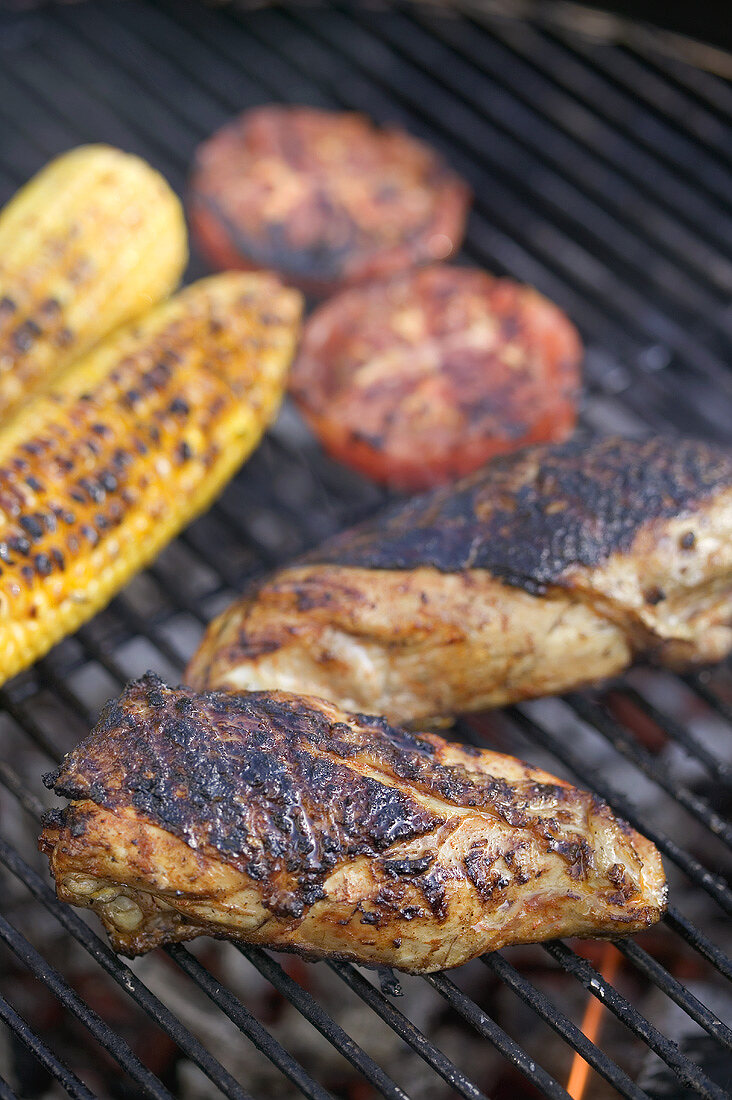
188;436;732;725
40;675;666;970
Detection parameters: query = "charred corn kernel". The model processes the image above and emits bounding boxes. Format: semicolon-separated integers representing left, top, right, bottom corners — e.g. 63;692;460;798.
0;145;187;418
0;272;302;686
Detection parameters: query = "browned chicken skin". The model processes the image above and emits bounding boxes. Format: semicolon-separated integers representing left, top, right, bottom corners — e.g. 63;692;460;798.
188;436;732;725
40;675;666;970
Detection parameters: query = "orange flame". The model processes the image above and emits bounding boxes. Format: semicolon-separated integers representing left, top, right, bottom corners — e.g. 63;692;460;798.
566;944;621;1100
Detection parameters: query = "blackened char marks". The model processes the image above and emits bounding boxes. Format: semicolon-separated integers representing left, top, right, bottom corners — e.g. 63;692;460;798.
189;106;469;294
48;676;647;921
464;844;510;901
197;193;354;285
307;436;732;595
48;675;442;918
352;710;436;756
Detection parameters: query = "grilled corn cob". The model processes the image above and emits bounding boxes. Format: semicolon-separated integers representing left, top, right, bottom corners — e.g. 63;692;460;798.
0;145;187;418
0;272;302;685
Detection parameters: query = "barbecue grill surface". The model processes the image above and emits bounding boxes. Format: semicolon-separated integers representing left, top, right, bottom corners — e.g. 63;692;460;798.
0;2;731;1098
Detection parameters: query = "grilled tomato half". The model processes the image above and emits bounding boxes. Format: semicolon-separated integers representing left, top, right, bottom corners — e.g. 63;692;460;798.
290;265;582;490
188;105;471;297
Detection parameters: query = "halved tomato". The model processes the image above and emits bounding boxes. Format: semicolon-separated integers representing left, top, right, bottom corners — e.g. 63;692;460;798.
188;105;471;297
290;265;582;490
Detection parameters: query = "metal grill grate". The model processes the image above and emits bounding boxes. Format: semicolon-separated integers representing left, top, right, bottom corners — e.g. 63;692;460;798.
0;2;731;1097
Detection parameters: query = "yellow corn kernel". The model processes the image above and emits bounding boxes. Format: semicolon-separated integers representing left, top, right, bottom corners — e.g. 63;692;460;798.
0;272;302;685
0;144;187;417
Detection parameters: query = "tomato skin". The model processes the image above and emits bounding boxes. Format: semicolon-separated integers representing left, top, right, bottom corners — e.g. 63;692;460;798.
187;200;259;275
187;106;471;297
290;265;582;491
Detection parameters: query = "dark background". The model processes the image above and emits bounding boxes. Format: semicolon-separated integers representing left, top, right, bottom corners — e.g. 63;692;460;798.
0;1;731;53
601;1;732;50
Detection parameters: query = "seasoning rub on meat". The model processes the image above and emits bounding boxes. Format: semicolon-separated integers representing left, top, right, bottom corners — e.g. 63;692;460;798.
40;675;666;970
188;436;732;725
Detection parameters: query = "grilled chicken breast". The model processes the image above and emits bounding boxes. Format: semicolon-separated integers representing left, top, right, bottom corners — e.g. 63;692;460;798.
40;675;665;970
188;436;732;725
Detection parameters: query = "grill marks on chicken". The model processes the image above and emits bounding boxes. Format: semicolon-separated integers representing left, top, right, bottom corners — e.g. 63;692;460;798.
40;676;666;969
188;436;732;724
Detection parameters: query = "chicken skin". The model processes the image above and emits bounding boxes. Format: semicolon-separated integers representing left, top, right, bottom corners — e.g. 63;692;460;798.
40;675;666;970
188;436;732;725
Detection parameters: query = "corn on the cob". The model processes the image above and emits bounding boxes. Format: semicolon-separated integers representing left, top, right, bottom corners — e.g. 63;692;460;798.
0;272;302;686
0;145;187;418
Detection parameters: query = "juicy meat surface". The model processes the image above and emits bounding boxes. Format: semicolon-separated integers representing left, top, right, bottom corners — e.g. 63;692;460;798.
188;436;732;724
188;105;471;296
290;265;582;490
40;675;666;970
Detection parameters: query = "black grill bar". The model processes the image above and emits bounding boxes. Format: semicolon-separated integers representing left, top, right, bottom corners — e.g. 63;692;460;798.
110;594;191;671
0;915;174;1100
33;659;97;730
351;7;731;319
687;670;732;728
165;946;334;1100
0;688;61;763
327;961;489;1100
544;943;729;1100
423;971;570;1100
541;24;732;190
565;694;732;845
613;939;732;1051
0;839;254;1100
467;20;732;344
0;1072;19;1100
0;995;93;1100
0;763;45;819
460;12;732;256
75;624;140;687
608;684;732;789
479;954;649;1100
663;906;732;983
632;43;732;124
238;948;409;1100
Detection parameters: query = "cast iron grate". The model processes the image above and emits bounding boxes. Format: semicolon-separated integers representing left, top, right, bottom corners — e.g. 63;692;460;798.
0;1;731;1097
